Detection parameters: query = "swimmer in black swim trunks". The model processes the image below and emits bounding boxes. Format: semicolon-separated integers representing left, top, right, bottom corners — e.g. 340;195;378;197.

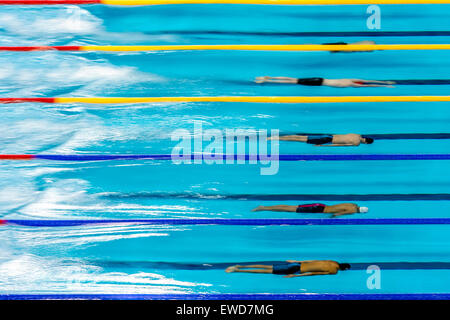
252;203;368;217
255;77;394;87
226;260;351;277
269;133;374;147
323;40;378;53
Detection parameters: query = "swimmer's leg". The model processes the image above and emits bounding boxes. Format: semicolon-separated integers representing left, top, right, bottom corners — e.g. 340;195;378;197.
255;76;298;84
269;135;308;142
226;265;273;273
334;40;376;53
237;265;272;269
351;40;375;46
252;205;298;212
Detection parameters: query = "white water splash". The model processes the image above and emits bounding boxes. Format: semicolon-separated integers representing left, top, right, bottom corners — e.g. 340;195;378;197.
17;178;198;219
0;53;165;96
0;6;101;38
0;254;210;294
0;6;178;45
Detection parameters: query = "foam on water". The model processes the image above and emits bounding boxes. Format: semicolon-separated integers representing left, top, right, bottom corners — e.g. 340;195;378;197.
0;53;164;96
0;6;179;46
0;6;102;47
10;224;179;247
0;254;209;294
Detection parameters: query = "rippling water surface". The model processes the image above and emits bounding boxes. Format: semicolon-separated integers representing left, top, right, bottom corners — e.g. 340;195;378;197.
1;4;450;295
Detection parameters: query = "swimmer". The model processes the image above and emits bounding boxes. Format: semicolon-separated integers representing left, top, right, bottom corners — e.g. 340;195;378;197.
255;77;395;87
226;260;351;277
323;40;378;53
268;133;374;147
252;203;368;217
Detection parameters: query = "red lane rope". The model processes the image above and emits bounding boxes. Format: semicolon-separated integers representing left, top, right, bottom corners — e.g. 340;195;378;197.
0;155;35;160
0;46;81;51
0;98;56;103
0;220;6;225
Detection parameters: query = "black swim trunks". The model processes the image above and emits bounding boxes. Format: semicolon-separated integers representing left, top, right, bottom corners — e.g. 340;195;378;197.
322;42;349;53
272;263;302;275
296;203;326;213
306;134;333;145
322;42;348;46
296;77;324;86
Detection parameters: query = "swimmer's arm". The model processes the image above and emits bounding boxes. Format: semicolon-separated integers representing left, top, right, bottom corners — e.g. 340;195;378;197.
331;210;355;217
331;212;353;217
286;260;313;263
354;79;396;85
284;272;331;278
355;83;395;88
315;144;353;147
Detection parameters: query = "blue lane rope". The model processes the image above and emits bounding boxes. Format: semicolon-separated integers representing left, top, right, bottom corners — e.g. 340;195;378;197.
1;293;450;300
5;218;450;227
93;260;450;270
388;80;450;85
31;154;450;161
235;80;450;86
363;133;450;140
99;192;450;201
290;133;450;140
150;31;450;37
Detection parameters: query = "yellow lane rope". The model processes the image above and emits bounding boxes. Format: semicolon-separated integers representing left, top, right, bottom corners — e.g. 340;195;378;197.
54;96;450;104
100;0;450;6
79;44;450;52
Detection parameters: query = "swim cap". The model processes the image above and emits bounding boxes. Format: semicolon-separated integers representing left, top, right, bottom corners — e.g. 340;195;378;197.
359;207;369;213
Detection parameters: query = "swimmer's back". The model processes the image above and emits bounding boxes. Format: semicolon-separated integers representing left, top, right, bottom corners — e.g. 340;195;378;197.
332;134;361;145
301;260;339;274
324;203;359;214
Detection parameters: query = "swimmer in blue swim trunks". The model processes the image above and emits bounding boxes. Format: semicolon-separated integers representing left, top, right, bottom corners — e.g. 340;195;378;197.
226;260;351;277
252;203;368;217
255;77;394;87
269;133;374;147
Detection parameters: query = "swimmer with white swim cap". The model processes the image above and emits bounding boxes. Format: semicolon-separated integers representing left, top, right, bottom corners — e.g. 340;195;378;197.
269;133;374;147
253;203;369;217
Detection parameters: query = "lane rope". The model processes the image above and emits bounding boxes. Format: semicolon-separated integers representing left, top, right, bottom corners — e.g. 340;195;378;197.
387;79;450;85
3;218;450;226
94;260;450;270
1;154;450;161
99;192;450;201
2;44;450;52
2;96;450;104
1;293;450;300
1;0;450;6
146;31;450;37
287;133;450;140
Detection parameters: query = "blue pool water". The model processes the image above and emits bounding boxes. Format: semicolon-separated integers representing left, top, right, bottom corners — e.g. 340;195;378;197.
1;3;450;296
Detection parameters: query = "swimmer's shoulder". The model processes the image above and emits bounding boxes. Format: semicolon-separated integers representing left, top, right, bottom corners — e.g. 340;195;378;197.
346;133;362;139
327;261;340;273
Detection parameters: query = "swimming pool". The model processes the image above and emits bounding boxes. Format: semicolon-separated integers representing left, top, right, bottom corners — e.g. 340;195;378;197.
1;3;450;298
